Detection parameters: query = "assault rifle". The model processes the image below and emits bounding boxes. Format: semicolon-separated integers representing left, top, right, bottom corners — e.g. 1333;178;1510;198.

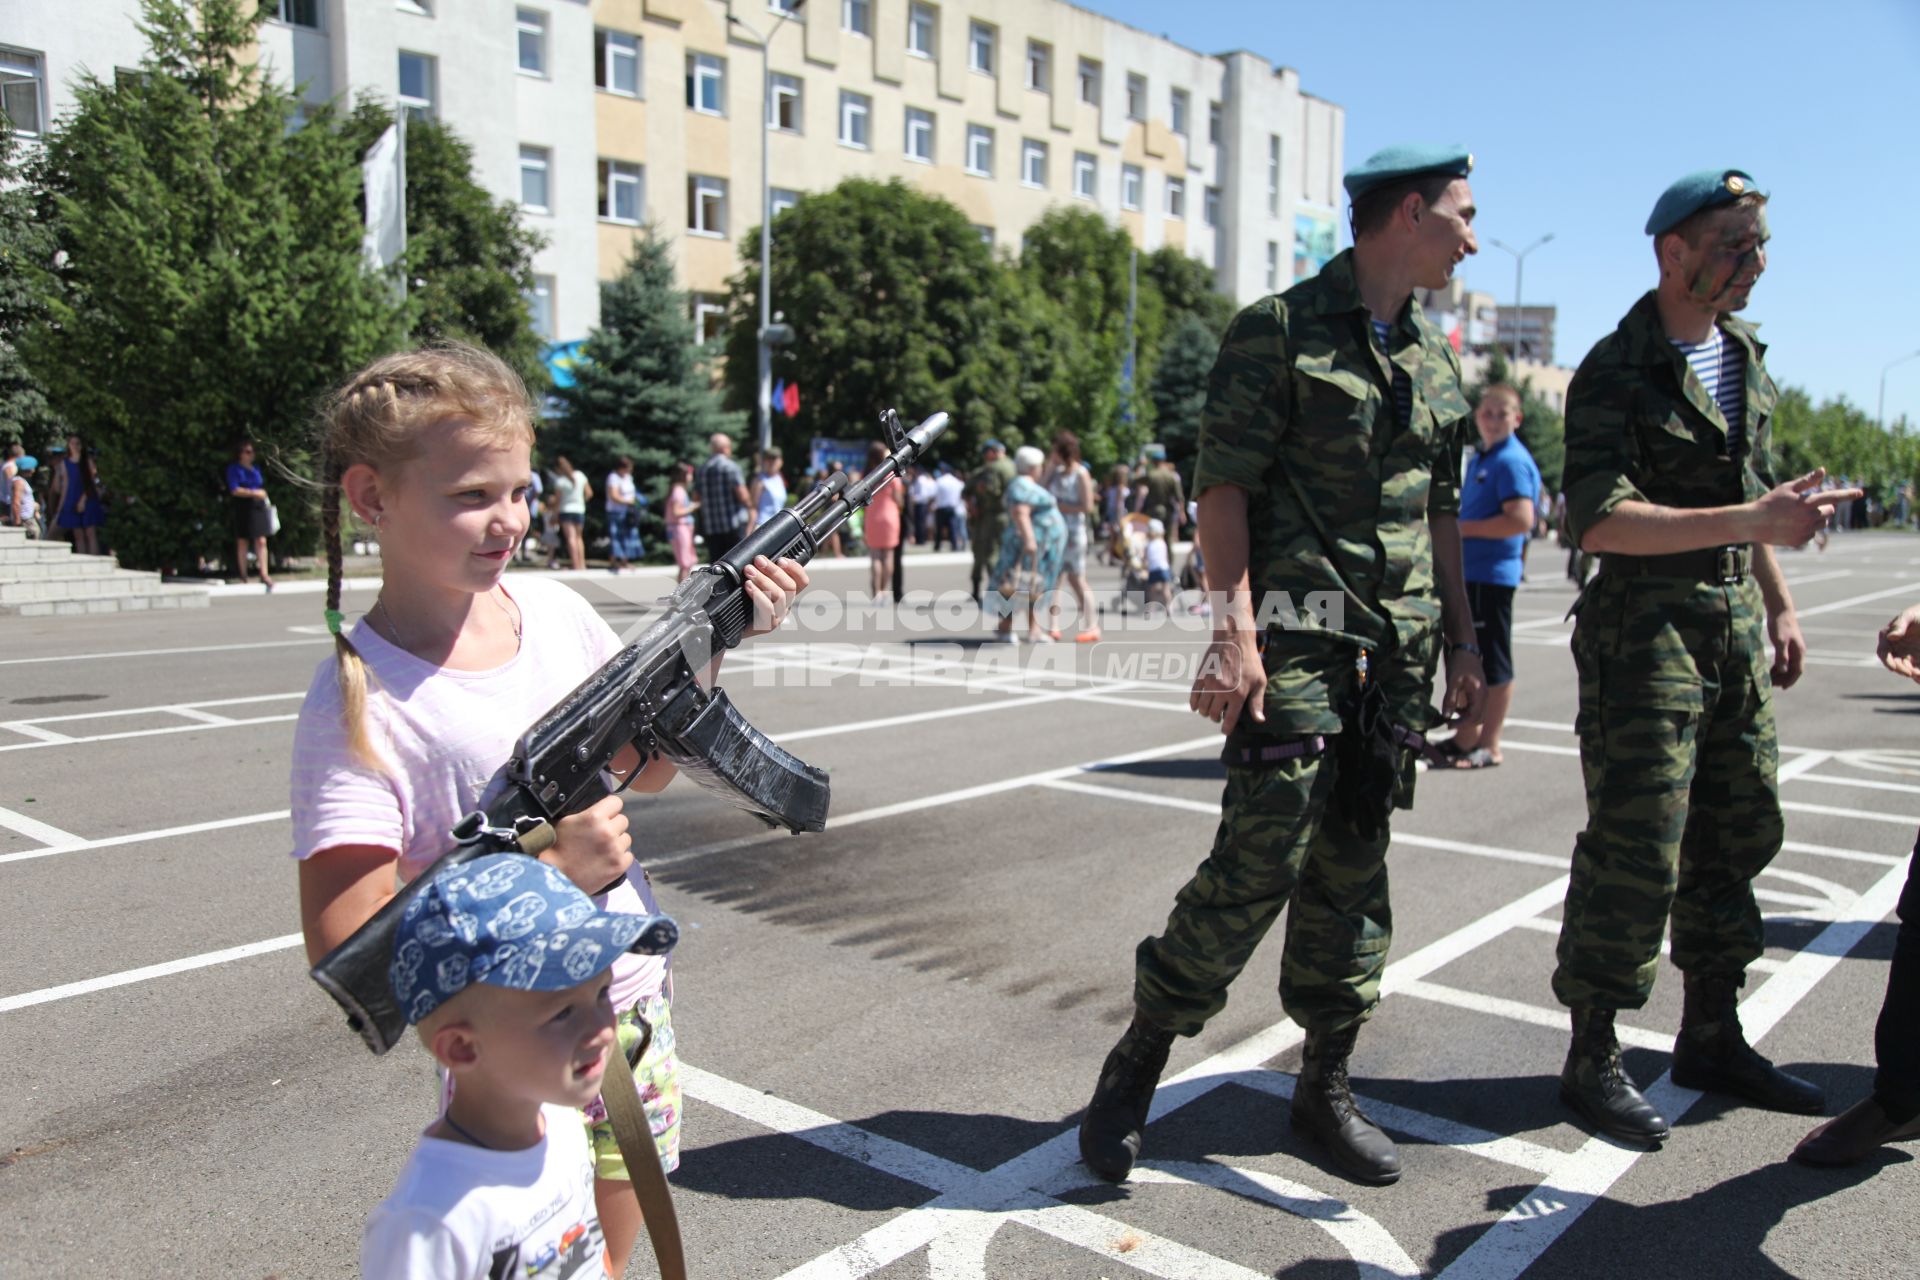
311;410;951;1054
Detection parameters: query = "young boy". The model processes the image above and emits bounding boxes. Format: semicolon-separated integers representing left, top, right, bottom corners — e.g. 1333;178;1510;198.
1144;517;1173;612
360;854;676;1280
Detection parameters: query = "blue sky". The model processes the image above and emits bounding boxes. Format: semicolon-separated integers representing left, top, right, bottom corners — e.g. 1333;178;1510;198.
1078;0;1920;427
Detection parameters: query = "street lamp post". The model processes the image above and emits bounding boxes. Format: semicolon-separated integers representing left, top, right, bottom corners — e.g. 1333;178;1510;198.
726;0;805;454
1488;233;1554;364
1879;349;1920;431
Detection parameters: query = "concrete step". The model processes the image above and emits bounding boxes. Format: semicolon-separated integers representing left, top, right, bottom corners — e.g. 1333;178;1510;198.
0;554;122;579
0;543;95;566
0;572;170;604
0;584;211;617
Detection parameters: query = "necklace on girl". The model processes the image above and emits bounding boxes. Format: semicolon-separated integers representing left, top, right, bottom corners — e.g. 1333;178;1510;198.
374;588;522;654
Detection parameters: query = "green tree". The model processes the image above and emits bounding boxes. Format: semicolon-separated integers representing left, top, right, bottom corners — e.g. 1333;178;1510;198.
722;179;1032;468
549;232;744;545
344;100;549;396
1140;245;1235;340
1148;313;1216;482
22;0;398;570
1468;348;1565;492
0;120;62;453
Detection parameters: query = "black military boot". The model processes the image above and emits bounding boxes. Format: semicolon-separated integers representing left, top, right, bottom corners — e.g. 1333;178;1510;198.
1671;972;1825;1114
1561;1007;1671;1145
1078;1017;1176;1182
1290;1026;1402;1185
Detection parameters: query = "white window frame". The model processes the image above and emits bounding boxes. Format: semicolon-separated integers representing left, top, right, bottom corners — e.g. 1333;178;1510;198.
838;90;871;150
1208;100;1222;146
1025;41;1050;93
519;145;552;214
397;51;437;121
1170;88;1189;137
1077;57;1100;106
842;0;872;37
396;0;432;16
687;53;725;116
1268;135;1281;216
0;45;45;138
688;175;729;238
1266;241;1279;291
907;3;936;59
1121;164;1142;211
968;21;995;76
1072;151;1096;201
1020;138;1047;190
598;159;643;225
526;275;555;341
768;0;801;15
516;8;548;78
1204;185;1220;227
275;1;323;28
1125;72;1145;122
770;188;801;218
964;124;993;177
1165;177;1185;220
770;73;802;132
692;293;728;345
596;29;641;97
904;107;934;163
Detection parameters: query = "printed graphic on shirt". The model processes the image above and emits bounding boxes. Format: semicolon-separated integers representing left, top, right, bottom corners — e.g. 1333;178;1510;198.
488;1215;605;1280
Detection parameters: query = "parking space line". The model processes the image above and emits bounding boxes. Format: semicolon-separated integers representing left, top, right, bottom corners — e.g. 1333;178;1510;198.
1781;799;1920;826
1789;770;1920;797
1794;582;1920;619
0;637;331;667
1504;917;1788;973
1779;839;1904;867
0;713;301;754
1397;979;1676;1052
2;723;76;744
0;809;290;867
0;804;80;848
0;933;304;1013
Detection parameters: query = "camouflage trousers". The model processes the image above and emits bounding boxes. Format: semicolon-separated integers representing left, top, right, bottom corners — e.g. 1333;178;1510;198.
1553;574;1782;1011
970;517;1007;590
1135;752;1392;1036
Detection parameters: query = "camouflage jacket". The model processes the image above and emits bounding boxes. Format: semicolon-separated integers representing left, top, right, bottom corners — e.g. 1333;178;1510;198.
1192;249;1471;733
1562;290;1779;550
966;457;1016;528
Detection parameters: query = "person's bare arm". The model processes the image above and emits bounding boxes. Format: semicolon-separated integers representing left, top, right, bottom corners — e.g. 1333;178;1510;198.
1457;497;1535;540
1751;543;1808;690
1583;471;1861;554
1429;511;1487;724
1188;485;1266;734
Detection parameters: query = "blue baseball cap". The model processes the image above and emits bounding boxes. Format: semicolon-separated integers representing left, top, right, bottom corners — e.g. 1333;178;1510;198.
14;456;34;473
391;853;678;1026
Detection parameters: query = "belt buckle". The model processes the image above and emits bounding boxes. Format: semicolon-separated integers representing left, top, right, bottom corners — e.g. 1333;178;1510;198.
1716;545;1746;585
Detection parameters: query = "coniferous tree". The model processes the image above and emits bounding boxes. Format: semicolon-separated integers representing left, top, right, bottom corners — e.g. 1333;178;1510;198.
0;120;61;454
1149;313;1218;484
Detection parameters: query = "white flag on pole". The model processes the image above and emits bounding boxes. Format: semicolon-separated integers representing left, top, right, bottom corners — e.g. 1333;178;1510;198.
362;123;406;269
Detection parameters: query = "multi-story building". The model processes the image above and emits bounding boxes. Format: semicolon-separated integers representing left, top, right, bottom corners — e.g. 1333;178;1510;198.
7;0;1345;347
1496;304;1556;365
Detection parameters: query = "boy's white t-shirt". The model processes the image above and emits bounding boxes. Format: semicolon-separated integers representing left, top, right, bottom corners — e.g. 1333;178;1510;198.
289;575;665;1008
361;1104;604;1280
1145;538;1171;574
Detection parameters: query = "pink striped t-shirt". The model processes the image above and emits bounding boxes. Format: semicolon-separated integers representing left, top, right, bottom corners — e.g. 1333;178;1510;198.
289;575;665;1008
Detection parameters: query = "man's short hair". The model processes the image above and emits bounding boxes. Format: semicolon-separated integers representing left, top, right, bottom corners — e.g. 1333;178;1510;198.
1480;383;1523;412
1350;172;1458;241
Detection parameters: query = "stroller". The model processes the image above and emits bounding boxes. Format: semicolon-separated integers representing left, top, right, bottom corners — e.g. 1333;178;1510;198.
1100;512;1153;615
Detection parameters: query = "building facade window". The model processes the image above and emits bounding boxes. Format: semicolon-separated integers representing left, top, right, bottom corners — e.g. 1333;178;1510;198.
973;224;994;247
274;0;321;28
1020;138;1047;189
1077;57;1100;105
1204;185;1220;227
398;52;437;120
519;145;551;213
838;90;870;148
1208;100;1222;145
1165;178;1185;219
396;0;431;15
770;188;801;218
1121;164;1142;210
968;22;995;75
907;3;936;58
688;175;728;236
1125;72;1145;121
1170;88;1189;137
598;159;642;224
1268;135;1282;216
770;73;802;131
842;0;871;37
769;0;801;14
595;29;641;96
1073;151;1095;200
0;46;44;137
526;275;555;341
904;107;934;162
692;293;728;344
1266;241;1279;291
687;53;725;115
516;9;547;77
965;124;993;176
1025;41;1050;93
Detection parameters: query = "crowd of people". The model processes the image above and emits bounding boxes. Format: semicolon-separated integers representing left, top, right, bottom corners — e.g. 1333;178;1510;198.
3;434;109;553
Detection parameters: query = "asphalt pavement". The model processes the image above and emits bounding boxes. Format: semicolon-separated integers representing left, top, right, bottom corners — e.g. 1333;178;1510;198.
2;536;1916;1279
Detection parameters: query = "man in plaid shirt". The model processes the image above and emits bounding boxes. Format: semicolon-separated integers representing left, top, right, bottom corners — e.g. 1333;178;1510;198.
697;433;752;561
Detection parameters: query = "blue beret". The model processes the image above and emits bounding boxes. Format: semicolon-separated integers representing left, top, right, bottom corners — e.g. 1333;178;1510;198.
982;438;1005;451
1645;168;1764;236
1342;145;1474;202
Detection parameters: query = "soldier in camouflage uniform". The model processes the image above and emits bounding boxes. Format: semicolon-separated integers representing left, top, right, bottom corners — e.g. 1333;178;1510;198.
1552;169;1859;1145
967;439;1016;604
1078;146;1489;1188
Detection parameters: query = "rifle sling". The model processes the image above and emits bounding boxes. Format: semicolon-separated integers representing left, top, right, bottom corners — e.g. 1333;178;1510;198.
600;1023;688;1280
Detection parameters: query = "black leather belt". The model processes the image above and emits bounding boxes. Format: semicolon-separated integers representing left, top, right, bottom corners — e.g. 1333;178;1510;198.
1598;545;1750;584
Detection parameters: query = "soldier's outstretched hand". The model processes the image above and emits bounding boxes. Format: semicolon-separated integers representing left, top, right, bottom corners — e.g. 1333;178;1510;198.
1877;603;1920;684
1191;634;1266;735
1752;469;1864;547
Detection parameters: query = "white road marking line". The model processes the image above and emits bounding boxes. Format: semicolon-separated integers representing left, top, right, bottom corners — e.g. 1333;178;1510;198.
1789;770;1920;797
1491;739;1582;758
1774;749;1835;782
0;637;331;667
0;714;301;754
1779;839;1904;867
1397;979;1676;1052
1776;569;1857;589
169;708;237;726
1;723;76;744
1041;778;1215;814
0;934;304;1013
1392;833;1565;871
1433;856;1911;1280
1794;581;1920;619
2;690;304;728
1781;798;1920;826
0;809;291;867
1504;917;1787;973
0;804;80;848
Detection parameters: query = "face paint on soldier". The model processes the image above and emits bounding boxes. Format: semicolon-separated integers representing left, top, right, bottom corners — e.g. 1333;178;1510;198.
1680;206;1770;313
1412;178;1479;289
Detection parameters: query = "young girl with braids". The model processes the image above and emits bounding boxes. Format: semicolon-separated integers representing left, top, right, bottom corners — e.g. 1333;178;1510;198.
289;343;806;1273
